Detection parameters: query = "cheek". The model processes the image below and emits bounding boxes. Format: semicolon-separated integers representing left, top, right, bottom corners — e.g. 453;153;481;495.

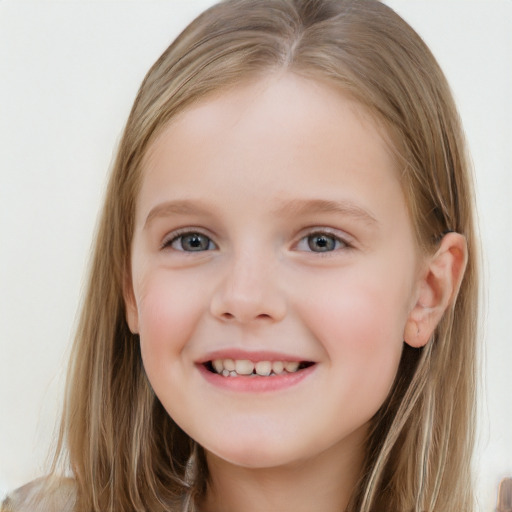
303;272;408;346
134;272;204;367
298;270;410;399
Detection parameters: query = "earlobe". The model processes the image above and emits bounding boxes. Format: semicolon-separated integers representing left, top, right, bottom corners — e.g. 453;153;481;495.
404;233;467;348
123;270;139;334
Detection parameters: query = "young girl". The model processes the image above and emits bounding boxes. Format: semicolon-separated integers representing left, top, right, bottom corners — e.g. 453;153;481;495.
2;0;479;511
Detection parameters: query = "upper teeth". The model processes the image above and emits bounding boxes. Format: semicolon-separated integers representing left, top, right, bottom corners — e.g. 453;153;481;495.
212;359;301;377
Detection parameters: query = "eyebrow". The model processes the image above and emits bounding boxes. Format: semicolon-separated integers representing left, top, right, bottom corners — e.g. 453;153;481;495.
144;200;212;229
144;198;378;229
272;199;378;226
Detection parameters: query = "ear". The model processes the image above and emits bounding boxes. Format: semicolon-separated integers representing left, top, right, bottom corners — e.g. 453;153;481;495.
123;267;139;334
403;232;467;348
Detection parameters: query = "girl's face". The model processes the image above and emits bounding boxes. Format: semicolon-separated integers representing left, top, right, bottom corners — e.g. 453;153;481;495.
126;73;423;470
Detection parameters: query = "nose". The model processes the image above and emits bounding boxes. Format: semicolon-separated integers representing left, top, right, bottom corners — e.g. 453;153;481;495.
209;250;287;324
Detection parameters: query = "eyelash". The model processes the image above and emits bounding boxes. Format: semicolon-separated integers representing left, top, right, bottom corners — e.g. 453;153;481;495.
160;228;352;254
161;229;217;252
295;230;352;254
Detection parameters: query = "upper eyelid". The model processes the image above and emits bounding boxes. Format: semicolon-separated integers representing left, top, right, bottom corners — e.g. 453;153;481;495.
158;226;354;249
161;227;216;249
288;230;355;257
295;227;353;244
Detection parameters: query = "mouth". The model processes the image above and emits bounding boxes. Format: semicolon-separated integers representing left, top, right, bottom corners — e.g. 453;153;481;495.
204;358;315;377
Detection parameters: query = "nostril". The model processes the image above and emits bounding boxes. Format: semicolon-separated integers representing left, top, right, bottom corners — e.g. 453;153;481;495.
210;289;287;323
220;312;273;321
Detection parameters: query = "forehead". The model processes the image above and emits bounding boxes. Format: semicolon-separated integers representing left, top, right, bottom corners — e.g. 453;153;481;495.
144;73;397;181
137;72;404;227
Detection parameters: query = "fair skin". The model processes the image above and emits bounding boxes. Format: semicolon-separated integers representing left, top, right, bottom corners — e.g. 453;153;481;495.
125;72;466;512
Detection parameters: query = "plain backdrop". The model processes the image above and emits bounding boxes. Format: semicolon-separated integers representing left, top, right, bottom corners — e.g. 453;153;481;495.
0;1;511;510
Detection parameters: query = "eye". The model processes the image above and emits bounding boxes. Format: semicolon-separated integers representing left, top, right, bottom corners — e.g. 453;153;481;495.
165;232;216;252
296;232;348;253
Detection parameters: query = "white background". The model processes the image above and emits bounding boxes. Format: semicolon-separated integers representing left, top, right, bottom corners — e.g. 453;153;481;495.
0;1;511;510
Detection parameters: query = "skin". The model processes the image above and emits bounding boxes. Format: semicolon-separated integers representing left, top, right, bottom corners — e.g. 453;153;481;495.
125;72;466;512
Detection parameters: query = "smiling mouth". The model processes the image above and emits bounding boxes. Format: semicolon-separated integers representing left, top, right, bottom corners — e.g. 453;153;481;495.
205;359;315;377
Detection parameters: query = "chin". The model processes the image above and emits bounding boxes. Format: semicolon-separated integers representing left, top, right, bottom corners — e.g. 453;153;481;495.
199;426;305;470
206;444;300;470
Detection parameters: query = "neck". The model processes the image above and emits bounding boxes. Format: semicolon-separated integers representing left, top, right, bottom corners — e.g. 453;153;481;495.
200;427;367;512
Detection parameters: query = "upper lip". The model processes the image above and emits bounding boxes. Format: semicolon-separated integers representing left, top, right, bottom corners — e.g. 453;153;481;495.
196;349;314;364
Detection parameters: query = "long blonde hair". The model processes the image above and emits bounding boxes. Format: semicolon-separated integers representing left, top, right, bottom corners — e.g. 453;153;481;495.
51;1;478;510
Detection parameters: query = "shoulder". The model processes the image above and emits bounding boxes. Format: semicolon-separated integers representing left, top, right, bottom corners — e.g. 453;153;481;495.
1;477;76;512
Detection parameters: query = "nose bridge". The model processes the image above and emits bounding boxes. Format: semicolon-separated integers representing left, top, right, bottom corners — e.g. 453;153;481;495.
210;244;286;324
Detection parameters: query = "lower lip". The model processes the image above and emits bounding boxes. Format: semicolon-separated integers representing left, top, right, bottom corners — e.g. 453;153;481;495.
197;363;316;393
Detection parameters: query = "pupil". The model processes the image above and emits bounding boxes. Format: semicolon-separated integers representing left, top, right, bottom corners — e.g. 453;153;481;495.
308;234;335;252
184;234;208;251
